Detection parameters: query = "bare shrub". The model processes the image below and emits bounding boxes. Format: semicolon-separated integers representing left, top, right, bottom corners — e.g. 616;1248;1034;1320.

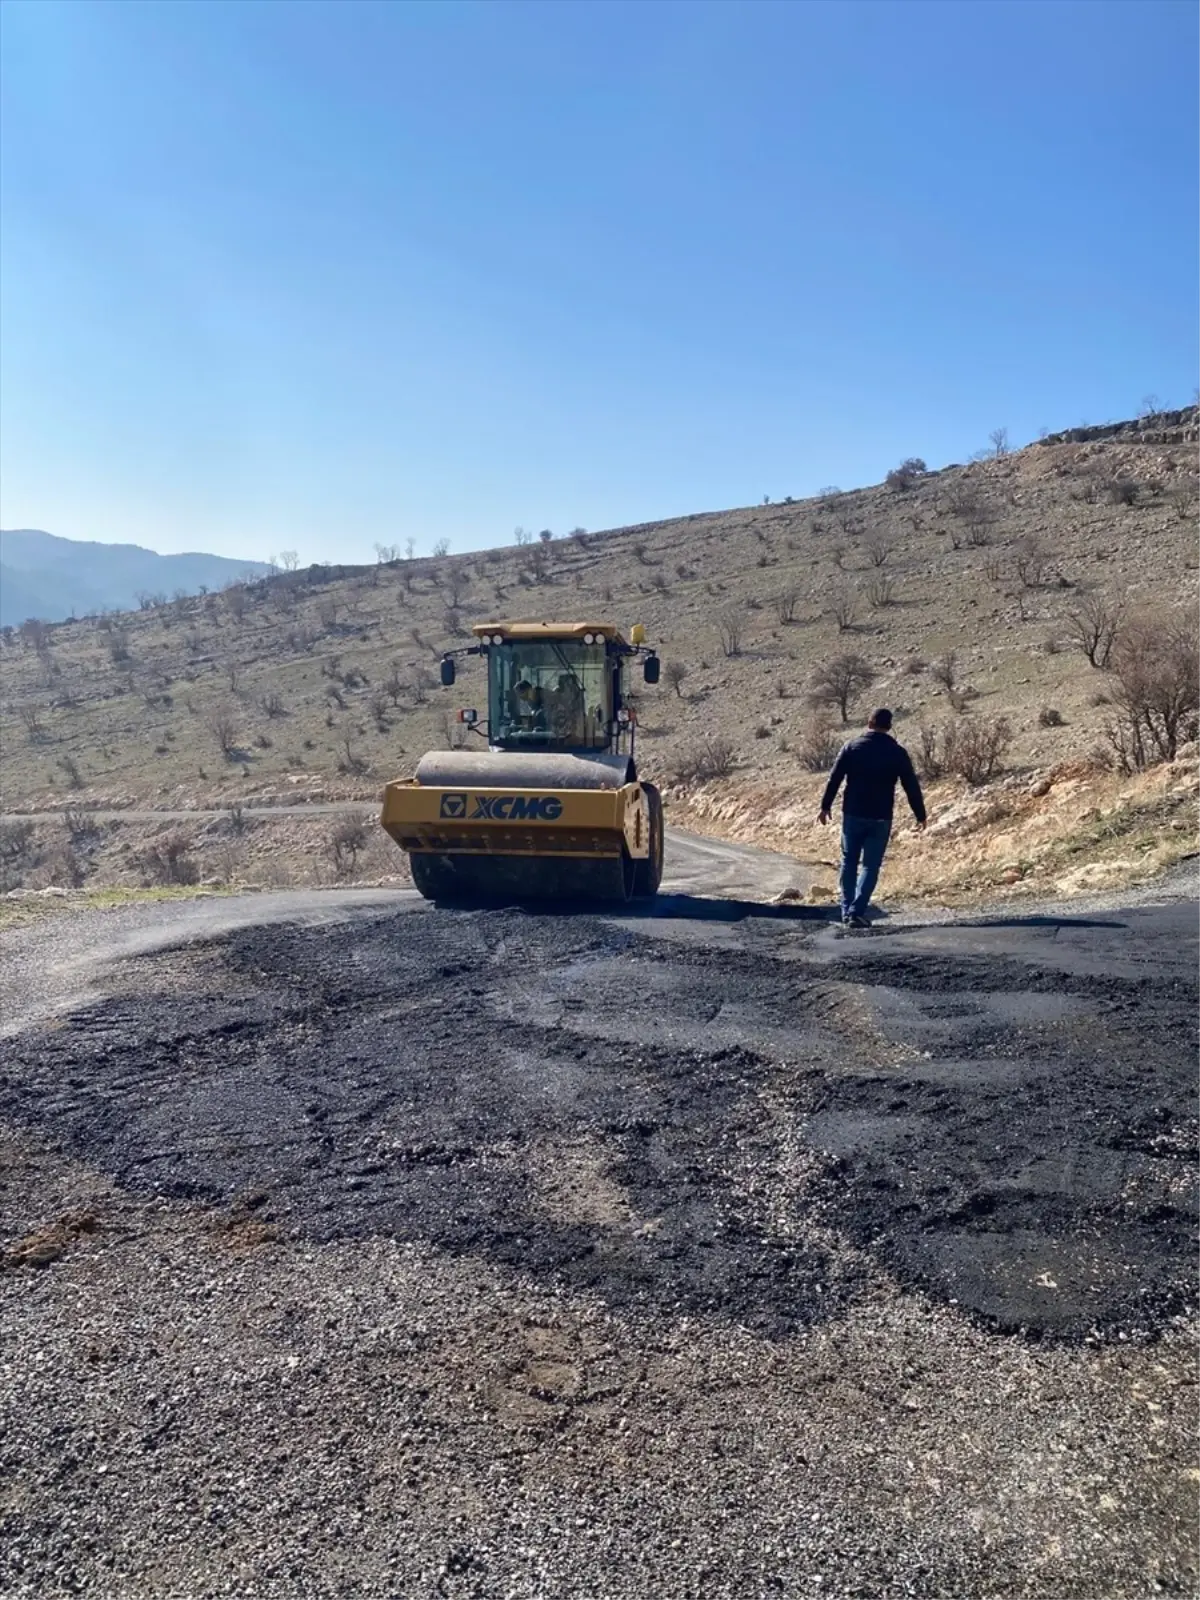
1038;706;1065;727
336;735;368;775
0;819;36;872
1169;482;1197;521
828;588;857;632
368;692;390;731
136;831;199;886
1103;611;1199;771
807;652;876;723
664;660;689;697
382;662;406;706
1106;477;1139;507
258;691;287;719
865;574;895;608
17;705;44;741
327;815;370;875
717;609;745;658
223;585;249;622
796;716;842;772
672;736;737;785
208;705;240;758
864;533;893;567
1067;593;1124;669
775;586;802;624
943;718;1013;785
57;755;83;790
1013;537;1049;588
19;617;49;652
917;724;944;779
930;652;958;692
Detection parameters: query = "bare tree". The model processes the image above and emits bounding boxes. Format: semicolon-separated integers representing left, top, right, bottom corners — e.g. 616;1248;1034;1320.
989;427;1010;458
278;550;300;571
374;542;400;564
444;566;470;609
223;585;249;622
514;526;532;547
432;537;451;558
664;660;689;697
17;704;44;741
717;609;745;658
1068;593;1124;669
807;653;876;723
865;573;895;608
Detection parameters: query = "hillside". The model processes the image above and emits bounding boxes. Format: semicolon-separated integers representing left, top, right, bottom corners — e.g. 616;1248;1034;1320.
1;410;1196;900
0;529;271;627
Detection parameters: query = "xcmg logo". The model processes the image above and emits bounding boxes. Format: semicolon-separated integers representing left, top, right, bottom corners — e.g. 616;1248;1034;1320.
472;794;563;821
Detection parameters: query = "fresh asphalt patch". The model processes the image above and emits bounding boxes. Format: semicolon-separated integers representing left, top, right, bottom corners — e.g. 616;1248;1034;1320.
2;896;1194;1342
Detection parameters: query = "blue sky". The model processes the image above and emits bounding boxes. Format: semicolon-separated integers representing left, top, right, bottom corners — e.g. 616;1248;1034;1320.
1;0;1195;564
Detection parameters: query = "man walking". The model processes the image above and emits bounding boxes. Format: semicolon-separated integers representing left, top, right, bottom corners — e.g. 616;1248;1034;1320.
818;708;926;928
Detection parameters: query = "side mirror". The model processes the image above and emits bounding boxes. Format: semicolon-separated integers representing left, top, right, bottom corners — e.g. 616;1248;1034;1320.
439;657;456;687
642;654;660;685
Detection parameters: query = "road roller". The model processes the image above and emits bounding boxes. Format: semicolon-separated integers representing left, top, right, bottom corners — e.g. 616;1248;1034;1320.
381;621;664;902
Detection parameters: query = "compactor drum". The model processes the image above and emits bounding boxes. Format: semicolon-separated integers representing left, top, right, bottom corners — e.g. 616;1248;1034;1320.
381;621;665;903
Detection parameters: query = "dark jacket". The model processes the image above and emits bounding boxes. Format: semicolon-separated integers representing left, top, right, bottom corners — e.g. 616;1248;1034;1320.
821;730;926;824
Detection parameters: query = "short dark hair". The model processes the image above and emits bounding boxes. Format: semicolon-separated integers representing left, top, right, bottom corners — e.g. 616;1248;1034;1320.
868;707;893;730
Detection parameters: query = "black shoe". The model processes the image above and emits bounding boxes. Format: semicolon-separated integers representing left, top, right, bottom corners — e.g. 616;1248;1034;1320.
845;914;869;929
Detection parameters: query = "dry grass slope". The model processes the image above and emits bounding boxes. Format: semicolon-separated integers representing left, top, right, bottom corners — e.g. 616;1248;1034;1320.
2;409;1197;898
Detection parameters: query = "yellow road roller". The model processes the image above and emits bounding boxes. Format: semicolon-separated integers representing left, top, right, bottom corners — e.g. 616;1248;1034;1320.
381;621;664;902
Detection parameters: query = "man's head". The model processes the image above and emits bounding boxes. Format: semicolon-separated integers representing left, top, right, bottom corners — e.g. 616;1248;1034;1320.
516;680;533;697
867;707;893;732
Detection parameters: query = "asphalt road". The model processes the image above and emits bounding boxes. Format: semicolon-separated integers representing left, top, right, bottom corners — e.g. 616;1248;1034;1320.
0;834;1196;1599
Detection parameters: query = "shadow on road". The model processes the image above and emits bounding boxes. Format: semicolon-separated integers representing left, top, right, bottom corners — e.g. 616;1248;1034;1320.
427;893;843;923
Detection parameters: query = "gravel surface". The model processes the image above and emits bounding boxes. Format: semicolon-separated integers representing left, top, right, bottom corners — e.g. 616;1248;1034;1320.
0;859;1196;1599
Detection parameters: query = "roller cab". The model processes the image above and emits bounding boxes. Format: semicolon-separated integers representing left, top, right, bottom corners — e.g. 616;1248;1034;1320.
381;621;664;903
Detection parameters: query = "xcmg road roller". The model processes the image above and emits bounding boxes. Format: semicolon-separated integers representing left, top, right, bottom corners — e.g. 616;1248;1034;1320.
381;621;664;902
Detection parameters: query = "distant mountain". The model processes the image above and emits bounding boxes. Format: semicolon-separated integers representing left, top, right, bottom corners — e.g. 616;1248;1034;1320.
0;529;272;628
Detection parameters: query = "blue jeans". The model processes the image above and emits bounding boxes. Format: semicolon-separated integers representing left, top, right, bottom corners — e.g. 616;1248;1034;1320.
840;814;892;919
